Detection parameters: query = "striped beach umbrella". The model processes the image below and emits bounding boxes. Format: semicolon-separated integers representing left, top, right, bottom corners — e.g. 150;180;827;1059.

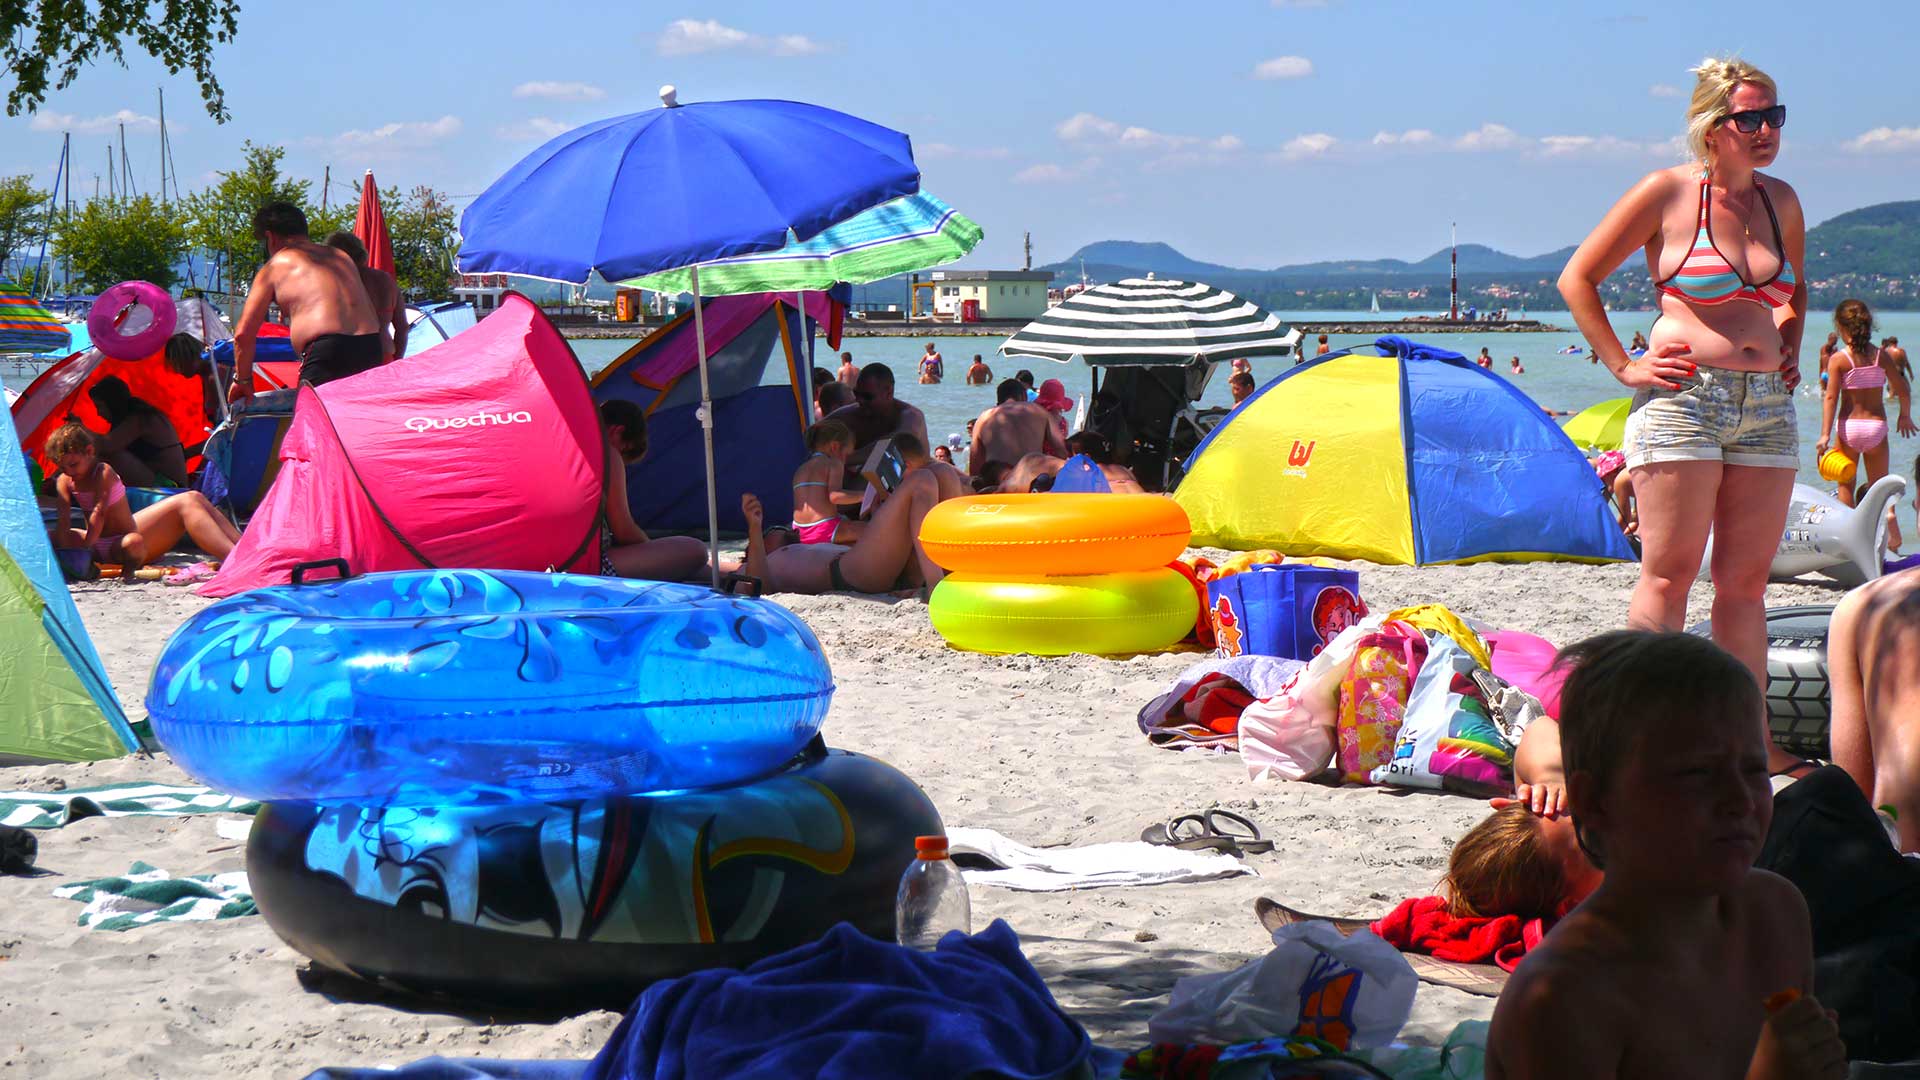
0;282;71;355
1000;278;1299;364
621;191;981;297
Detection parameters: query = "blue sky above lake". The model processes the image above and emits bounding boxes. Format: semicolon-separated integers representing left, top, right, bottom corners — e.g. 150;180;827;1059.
4;0;1915;270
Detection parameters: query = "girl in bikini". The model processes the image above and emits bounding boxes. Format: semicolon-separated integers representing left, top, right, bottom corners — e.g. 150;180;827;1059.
1818;299;1915;549
790;420;864;545
44;420;240;575
1559;56;1809;775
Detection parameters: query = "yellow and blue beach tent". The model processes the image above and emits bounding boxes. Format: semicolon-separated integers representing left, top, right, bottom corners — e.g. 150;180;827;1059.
1176;337;1635;565
0;398;136;762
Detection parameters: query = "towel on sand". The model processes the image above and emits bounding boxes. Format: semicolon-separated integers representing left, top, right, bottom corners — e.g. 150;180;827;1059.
948;827;1254;892
1369;895;1549;974
52;861;256;931
584;920;1092;1080
0;782;259;829
1138;656;1305;747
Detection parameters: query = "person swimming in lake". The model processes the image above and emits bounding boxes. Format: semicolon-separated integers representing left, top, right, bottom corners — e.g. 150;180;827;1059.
44;420;239;573
1510;356;1525;375
599;400;710;581
1817;299;1914;549
790;419;864;545
86;375;190;487
1486;630;1844;1080
1228;370;1255;405
918;342;944;384
1559;55;1809;776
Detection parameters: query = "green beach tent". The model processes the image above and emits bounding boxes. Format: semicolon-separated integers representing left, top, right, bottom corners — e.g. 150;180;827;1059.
0;399;136;763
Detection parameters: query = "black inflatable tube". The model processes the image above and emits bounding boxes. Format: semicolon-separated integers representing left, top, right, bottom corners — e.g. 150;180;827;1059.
248;742;942;1009
1688;605;1834;758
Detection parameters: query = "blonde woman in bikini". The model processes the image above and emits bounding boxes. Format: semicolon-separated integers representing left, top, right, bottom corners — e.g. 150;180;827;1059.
1818;299;1915;548
1559;57;1808;774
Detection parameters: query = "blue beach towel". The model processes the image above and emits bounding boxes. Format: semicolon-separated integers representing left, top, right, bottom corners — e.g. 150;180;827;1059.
585;920;1093;1080
306;1061;589;1080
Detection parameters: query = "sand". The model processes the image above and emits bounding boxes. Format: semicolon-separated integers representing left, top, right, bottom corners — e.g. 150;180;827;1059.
0;561;1842;1078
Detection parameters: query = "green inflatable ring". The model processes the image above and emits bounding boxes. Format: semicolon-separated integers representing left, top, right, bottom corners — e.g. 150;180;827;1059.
929;568;1197;656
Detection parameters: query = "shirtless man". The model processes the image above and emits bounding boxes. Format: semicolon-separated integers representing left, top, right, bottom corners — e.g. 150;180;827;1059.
1829;479;1920;851
822;363;928;462
965;354;992;385
230;202;382;402
836;351;858;387
1886;336;1912;383
324;232;408;361
969;379;1066;478
736;446;966;595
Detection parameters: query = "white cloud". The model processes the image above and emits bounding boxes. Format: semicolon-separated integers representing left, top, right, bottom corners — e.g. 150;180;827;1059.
324;116;463;149
1056;112;1240;155
1371;128;1435;146
1279;132;1337;159
512;81;605;102
1253;55;1313;80
495;117;573;142
656;18;826;57
1537;134;1658;157
1845;126;1920;153
920;142;1012;160
1648;83;1683;99
1453;123;1522;151
1013;163;1074;184
30;109;160;135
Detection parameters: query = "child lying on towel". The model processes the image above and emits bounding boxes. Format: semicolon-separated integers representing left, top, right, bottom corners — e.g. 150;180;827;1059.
1486;631;1845;1080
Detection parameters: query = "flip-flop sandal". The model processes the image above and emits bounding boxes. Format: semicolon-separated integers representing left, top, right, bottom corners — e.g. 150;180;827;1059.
163;561;219;587
1141;814;1240;854
1205;809;1274;854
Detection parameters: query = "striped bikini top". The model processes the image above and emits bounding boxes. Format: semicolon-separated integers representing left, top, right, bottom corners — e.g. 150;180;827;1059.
1840;348;1889;390
1655;177;1797;308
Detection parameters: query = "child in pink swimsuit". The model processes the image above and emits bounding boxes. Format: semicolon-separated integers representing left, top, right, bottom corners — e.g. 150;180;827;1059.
790;420;864;545
1819;299;1916;549
45;421;145;565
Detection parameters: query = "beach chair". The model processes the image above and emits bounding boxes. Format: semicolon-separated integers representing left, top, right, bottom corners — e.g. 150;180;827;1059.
197;389;299;524
1078;356;1228;492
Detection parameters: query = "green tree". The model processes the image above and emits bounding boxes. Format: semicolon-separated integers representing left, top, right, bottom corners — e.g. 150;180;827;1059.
55;194;187;289
183;141;315;288
1;0;241;120
386;185;457;299
0;174;52;276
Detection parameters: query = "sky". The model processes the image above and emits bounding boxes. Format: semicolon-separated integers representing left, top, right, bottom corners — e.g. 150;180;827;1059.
3;0;1916;272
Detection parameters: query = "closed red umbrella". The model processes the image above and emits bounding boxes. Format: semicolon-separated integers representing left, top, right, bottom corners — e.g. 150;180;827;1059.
352;170;395;277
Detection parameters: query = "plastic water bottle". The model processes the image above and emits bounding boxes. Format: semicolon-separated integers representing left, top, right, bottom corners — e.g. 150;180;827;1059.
895;834;972;950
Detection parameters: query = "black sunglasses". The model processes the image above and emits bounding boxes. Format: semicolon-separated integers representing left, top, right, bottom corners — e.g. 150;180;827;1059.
1720;105;1786;133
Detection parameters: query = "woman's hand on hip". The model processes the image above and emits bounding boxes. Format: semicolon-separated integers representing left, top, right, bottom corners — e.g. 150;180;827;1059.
1615;342;1694;391
1778;344;1801;391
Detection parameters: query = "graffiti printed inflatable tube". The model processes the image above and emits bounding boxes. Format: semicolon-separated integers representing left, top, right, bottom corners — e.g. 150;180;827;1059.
148;569;833;805
246;744;941;1007
919;493;1191;576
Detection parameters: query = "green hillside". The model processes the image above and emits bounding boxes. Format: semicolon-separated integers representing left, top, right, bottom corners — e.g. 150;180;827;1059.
1805;200;1920;279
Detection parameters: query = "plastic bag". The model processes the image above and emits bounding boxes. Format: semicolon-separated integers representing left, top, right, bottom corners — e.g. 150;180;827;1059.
1145;920;1417;1050
1351;1020;1490;1079
1240;670;1337;781
1370;633;1513;795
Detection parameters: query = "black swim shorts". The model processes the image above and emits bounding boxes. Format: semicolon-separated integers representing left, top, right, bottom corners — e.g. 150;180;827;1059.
300;332;385;386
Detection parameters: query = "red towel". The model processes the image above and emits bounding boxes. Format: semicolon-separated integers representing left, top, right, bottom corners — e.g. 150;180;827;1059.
1180;673;1253;736
1369;895;1552;973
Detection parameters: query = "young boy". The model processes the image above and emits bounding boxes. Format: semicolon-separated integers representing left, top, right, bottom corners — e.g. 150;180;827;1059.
790;420;865;545
1488;631;1846;1080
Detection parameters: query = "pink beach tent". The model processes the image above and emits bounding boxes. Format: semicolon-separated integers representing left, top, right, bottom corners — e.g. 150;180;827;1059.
199;294;603;598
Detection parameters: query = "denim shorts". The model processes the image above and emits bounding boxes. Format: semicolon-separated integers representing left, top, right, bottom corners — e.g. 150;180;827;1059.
1622;367;1797;470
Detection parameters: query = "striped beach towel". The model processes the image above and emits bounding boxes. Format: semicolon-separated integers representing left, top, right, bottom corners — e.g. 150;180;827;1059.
52;861;256;931
0;782;260;829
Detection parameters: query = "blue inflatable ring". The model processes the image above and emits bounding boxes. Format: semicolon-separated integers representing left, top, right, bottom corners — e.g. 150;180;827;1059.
147;568;834;805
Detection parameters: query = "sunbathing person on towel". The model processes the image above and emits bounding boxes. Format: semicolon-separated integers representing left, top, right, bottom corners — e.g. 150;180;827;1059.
738;441;965;595
1487;631;1843;1080
44;420;239;571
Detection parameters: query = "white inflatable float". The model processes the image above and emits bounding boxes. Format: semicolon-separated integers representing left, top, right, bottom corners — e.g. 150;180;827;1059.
1700;474;1908;588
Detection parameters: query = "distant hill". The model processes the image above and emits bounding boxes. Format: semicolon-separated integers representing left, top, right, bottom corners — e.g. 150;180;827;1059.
1805;200;1920;280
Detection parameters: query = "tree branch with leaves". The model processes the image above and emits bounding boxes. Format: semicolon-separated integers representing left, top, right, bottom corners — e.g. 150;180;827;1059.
1;0;241;120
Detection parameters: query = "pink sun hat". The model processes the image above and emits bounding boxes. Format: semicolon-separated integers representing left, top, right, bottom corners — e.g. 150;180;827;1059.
1036;378;1074;413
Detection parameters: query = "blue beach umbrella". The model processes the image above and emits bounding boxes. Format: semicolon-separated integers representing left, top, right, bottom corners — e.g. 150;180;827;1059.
458;86;921;582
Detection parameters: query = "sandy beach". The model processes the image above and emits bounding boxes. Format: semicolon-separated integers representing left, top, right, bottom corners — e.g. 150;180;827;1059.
0;558;1841;1078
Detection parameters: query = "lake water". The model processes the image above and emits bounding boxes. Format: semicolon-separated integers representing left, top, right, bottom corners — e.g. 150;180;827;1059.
577;307;1920;543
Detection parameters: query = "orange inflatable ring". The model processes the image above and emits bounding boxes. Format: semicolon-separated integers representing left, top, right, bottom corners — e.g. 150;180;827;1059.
918;493;1191;576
